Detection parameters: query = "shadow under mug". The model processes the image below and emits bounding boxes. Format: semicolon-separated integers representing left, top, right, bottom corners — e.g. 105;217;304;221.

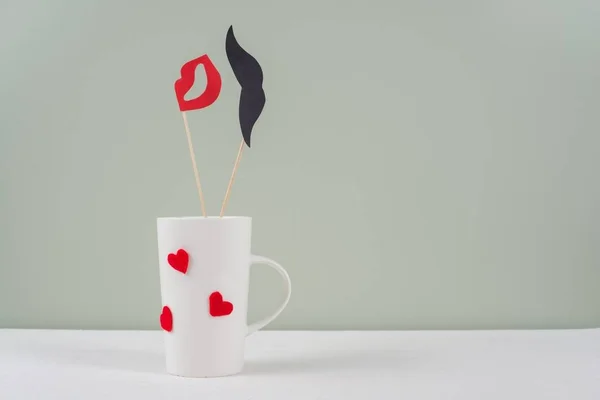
156;216;292;377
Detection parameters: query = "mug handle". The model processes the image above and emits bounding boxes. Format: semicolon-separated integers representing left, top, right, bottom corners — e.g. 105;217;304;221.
246;255;292;336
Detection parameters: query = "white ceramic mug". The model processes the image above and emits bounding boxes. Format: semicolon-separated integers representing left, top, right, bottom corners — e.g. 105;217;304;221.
156;216;291;377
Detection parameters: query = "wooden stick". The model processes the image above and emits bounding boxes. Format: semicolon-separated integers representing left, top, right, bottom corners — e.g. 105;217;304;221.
181;112;207;217
220;139;245;217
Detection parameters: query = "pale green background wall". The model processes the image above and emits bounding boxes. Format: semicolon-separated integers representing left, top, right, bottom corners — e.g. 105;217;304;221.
1;0;599;330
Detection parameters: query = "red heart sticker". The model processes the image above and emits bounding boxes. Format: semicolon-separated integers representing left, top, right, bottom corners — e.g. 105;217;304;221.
160;306;173;332
209;291;234;317
167;249;189;274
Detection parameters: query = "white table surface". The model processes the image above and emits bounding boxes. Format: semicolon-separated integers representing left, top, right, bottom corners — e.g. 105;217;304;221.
1;329;598;399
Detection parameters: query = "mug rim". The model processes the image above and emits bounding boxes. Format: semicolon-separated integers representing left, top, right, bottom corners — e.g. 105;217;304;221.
156;216;251;221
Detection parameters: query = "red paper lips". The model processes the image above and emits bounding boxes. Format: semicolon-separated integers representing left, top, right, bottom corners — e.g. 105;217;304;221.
174;55;222;112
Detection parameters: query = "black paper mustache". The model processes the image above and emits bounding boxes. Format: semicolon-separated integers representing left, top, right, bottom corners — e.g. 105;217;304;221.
225;25;266;148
